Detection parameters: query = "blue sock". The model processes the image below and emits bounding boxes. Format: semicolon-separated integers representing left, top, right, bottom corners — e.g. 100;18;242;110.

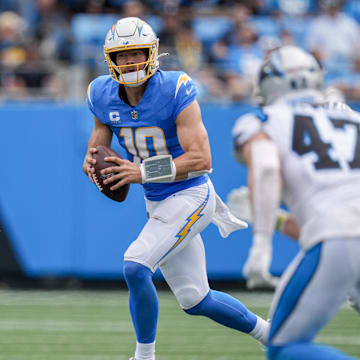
123;261;158;343
268;343;356;360
184;289;257;333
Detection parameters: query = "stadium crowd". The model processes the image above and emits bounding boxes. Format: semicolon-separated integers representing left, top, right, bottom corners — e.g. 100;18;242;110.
1;0;360;103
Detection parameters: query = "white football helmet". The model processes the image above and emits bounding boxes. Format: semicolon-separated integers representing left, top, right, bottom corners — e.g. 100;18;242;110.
256;46;324;105
104;17;159;86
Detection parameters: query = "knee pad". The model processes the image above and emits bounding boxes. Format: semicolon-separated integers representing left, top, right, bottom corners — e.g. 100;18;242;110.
123;261;152;286
174;285;207;310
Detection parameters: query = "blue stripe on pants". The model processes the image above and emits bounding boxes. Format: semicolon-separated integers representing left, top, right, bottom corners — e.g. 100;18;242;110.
268;243;322;358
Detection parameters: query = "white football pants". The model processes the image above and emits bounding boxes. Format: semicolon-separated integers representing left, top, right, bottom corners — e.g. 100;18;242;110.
268;237;360;346
124;180;216;309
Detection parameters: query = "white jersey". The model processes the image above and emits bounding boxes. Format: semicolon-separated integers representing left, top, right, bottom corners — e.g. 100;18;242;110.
233;99;360;249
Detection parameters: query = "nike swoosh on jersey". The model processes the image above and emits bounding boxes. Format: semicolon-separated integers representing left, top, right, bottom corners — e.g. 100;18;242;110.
186;86;193;96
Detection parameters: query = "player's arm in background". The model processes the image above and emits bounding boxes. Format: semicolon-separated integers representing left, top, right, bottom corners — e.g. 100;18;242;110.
82;115;113;182
227;186;300;241
239;131;283;289
173;100;212;181
228;111;300;241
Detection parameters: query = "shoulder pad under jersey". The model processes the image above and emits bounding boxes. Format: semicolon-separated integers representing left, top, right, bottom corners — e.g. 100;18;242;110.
232;110;267;147
231;109;267;163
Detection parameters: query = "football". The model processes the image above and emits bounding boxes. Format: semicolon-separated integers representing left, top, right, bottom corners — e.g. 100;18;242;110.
92;145;130;202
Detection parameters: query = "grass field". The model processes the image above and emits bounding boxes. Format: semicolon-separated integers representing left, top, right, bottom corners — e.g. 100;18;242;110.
0;289;358;360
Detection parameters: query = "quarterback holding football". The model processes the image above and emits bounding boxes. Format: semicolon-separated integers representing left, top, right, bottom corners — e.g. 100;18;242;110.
82;17;269;360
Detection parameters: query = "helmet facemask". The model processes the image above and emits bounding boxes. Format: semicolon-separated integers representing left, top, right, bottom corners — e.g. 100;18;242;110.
105;43;159;87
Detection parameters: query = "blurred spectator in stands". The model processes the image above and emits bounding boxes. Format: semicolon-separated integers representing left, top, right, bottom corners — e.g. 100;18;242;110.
62;0;88;13
222;22;264;101
306;0;360;86
27;0;73;63
122;0;147;18
180;0;221;14
262;0;317;16
157;12;227;101
70;0;115;77
195;65;230;102
0;7;68;101
157;13;182;70
0;73;29;100
209;4;250;72
85;0;106;14
175;20;203;73
0;11;28;68
0;10;31;99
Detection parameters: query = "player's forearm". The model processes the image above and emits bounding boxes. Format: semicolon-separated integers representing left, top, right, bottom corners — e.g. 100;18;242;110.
173;151;212;180
87;130;112;149
250;140;282;236
87;117;112;150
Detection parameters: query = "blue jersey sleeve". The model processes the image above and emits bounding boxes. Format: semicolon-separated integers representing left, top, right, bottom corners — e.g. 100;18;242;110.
172;72;198;119
86;79;103;120
86;76;114;122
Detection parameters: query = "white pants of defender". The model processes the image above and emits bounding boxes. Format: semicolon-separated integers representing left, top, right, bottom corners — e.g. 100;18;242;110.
124;180;216;310
269;237;360;346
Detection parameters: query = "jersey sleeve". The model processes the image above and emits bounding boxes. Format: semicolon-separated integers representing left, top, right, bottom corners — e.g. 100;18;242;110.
172;72;198;119
86;79;103;121
231;109;267;162
262;104;292;155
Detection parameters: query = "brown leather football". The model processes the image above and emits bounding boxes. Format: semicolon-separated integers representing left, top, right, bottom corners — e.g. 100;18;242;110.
92;145;130;202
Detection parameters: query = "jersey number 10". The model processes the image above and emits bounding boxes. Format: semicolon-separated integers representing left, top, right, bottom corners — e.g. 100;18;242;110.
119;127;170;166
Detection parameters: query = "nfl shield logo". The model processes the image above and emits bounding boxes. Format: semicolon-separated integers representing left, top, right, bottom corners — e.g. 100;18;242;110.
131;110;138;120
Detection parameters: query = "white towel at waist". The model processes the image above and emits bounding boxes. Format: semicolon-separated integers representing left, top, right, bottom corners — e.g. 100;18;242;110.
212;193;248;238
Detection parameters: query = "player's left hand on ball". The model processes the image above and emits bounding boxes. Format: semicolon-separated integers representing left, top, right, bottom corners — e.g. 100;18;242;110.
101;156;142;189
83;147;98;183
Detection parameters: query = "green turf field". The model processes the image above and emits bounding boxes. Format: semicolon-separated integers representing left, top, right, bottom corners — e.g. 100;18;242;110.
0;289;358;360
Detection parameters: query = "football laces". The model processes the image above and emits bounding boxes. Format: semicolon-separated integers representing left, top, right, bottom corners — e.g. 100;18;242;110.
92;173;103;192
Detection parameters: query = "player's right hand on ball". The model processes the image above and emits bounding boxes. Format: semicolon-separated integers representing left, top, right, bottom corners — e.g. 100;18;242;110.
83;147;98;183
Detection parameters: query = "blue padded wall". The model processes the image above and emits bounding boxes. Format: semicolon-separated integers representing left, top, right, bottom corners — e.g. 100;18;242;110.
0;102;299;279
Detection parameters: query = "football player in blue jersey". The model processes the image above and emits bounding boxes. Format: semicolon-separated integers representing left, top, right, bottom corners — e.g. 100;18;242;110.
82;17;270;360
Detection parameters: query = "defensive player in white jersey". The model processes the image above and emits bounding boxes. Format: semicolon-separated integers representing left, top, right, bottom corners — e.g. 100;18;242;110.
82;17;269;360
232;45;360;359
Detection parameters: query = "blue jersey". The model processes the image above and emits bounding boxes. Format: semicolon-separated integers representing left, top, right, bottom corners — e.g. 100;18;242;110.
86;70;207;201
